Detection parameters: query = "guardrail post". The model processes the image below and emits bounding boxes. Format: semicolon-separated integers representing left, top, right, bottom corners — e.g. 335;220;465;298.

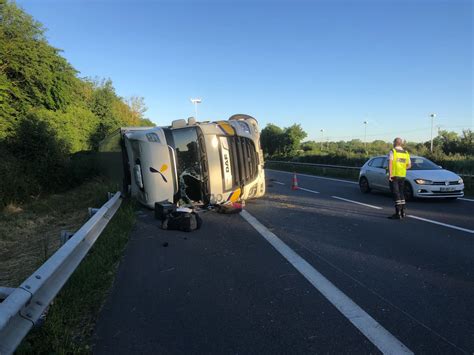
60;230;74;245
88;207;100;217
107;192;114;200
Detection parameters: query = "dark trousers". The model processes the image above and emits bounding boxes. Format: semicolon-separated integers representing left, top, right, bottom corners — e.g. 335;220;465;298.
390;177;406;207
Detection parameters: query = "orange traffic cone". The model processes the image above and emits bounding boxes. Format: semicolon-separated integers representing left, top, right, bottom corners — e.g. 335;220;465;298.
291;173;299;190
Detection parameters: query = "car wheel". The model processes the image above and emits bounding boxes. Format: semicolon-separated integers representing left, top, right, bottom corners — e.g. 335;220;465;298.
404;181;414;201
359;177;371;193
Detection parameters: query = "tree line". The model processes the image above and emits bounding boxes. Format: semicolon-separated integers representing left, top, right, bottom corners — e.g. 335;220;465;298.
260;123;474;173
0;1;153;205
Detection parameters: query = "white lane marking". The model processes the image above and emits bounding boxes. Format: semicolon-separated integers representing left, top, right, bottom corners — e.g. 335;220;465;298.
240;210;413;355
459;197;474;202
407;215;474;234
265;169;358;185
273;181;285;185
297;187;320;194
331;196;383;210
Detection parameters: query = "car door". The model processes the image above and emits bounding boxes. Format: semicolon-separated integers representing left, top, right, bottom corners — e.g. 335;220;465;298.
380;157;390;191
368;157;387;189
365;157;382;189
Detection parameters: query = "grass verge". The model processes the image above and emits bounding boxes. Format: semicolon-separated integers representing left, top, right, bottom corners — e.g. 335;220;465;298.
265;161;473;196
16;199;136;354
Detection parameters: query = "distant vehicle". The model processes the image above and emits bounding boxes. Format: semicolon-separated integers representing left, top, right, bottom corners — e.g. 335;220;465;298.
98;114;265;208
359;155;464;199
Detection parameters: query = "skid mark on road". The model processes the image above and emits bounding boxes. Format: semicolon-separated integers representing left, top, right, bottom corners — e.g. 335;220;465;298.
241;210;414;355
407;215;474;234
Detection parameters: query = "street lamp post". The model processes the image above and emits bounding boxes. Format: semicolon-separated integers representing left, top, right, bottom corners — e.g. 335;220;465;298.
190;98;202;119
430;113;436;152
363;120;368;151
320;129;324;151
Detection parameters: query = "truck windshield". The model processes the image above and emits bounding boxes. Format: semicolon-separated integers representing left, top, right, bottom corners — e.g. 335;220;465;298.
171;127;204;203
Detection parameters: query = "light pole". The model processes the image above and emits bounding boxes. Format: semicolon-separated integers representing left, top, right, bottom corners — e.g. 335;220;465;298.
429;113;436;152
320;129;324;151
363;120;368;151
190;98;202;119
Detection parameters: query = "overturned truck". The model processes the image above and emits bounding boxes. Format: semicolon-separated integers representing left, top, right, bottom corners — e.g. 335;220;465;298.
98;114;265;208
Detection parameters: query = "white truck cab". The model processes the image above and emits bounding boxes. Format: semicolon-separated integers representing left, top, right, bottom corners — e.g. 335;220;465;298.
99;114;265;208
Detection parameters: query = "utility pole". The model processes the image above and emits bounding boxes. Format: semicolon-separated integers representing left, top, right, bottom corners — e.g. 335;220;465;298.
190;98;202;119
363;120;368;151
430;113;436;152
320;129;324;151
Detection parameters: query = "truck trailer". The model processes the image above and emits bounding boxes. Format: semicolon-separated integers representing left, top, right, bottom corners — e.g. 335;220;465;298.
98;114;265;208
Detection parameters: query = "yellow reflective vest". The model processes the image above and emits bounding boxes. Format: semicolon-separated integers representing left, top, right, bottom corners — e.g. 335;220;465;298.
391;148;410;177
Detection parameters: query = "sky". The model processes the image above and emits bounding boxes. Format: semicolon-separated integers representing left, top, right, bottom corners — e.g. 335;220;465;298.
16;0;473;143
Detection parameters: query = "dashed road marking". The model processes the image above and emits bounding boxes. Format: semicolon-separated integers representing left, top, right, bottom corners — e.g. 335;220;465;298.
240;210;414;355
331;196;383;210
407;215;474;234
265;169;358;185
274;181;285;185
298;187;320;194
459;197;474;202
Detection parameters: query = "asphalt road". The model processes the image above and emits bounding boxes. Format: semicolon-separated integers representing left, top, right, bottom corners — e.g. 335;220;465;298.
93;169;474;354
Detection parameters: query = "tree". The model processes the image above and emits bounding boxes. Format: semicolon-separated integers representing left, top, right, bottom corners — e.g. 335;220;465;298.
281;124;307;155
260;123;284;156
459;129;473;155
126;96;147;124
0;0;77;128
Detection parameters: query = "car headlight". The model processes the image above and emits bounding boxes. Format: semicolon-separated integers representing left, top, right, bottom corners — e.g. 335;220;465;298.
415;179;433;185
458;178;463;185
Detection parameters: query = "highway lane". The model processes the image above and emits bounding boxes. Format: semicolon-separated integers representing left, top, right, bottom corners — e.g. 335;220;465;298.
93;208;378;354
251;169;474;353
93;169;473;354
266;169;474;231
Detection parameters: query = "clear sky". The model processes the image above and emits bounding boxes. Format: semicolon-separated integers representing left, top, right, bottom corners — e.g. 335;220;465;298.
16;0;473;143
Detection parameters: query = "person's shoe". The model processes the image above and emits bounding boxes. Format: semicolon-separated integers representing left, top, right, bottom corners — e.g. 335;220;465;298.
400;207;406;218
388;207;401;219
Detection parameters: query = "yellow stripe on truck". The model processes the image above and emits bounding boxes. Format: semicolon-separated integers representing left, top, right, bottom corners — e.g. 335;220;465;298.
217;121;235;135
229;188;241;202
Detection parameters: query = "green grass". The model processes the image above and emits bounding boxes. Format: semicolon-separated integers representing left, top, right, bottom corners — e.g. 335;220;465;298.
0;178;118;288
265;161;473;196
16;198;136;354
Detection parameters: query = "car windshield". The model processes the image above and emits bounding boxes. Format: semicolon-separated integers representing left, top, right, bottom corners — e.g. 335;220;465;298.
410;157;441;170
171;127;204;203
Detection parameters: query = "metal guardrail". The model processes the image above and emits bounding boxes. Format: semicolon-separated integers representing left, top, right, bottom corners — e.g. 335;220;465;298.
266;160;473;178
0;192;122;355
266;160;361;170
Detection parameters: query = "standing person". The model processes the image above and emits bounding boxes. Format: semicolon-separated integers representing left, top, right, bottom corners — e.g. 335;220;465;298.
388;137;411;219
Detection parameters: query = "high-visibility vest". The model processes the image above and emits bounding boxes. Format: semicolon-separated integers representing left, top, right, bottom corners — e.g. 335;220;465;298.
392;148;410;177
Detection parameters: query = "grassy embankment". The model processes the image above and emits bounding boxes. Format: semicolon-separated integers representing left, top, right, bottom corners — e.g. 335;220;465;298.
265;161;473;196
0;178;136;353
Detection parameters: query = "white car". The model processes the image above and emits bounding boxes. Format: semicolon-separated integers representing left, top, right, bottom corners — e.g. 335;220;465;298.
359;155;464;199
